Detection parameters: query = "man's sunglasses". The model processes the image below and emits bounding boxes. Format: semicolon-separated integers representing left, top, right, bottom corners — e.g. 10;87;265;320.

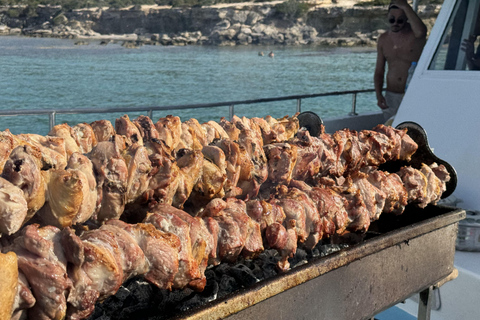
389;17;405;24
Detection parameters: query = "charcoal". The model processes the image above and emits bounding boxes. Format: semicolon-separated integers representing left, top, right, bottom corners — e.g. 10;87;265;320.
176;293;208;312
261;249;279;260
243;259;255;269
310;247;320;257
101;297;124;313
118;305;153;320
201;277;219;302
217;274;239;298
151;288;168;309
318;243;349;257
164;287;194;305
86;243;350;320
205;269;217;282
214;262;231;275
88;307;107;320
129;280;153;304
229;264;258;287
260;261;278;279
115;286;131;301
289;248;307;267
250;263;265;279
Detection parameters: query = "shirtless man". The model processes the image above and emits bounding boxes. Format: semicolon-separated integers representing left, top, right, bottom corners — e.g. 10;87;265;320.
374;0;427;121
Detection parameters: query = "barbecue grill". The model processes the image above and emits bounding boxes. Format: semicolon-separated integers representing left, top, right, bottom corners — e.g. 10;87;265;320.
174;205;463;320
86;121;464;320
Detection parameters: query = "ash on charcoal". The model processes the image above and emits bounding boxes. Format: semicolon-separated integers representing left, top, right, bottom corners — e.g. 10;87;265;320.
204;270;220;299
289;248;308;268
317;243;349;257
115;286;131;301
129;279;153;304
249;250;281;279
310;247;321;257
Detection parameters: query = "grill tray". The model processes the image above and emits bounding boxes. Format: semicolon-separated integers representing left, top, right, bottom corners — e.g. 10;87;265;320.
173;205;464;320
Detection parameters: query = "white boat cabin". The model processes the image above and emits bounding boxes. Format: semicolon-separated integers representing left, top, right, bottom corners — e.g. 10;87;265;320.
387;1;480;319
393;0;480;212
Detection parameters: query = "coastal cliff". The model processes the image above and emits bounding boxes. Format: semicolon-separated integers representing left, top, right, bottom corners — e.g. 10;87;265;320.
0;2;440;46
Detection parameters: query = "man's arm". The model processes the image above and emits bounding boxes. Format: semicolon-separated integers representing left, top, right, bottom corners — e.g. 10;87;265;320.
473;44;480;69
462;36;477;69
374;37;388;109
391;0;427;38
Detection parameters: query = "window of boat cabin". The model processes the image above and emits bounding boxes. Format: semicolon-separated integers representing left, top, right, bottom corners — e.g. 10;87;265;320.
429;0;480;70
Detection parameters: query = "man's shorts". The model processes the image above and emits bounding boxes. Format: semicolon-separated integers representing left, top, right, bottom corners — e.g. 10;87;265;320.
383;91;404;121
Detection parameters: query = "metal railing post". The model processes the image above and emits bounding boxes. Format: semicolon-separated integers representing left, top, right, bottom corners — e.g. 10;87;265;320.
229;105;235;120
296;99;302;113
148;109;153;119
49;111;56;131
349;93;358;116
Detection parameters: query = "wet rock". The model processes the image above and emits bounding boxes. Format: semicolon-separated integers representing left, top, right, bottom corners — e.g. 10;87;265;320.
237;32;252;45
122;40;140;48
214;19;231;30
230;10;249;24
159;33;172;45
252;23;268;34
0;25;10;35
0;3;440;47
53;13;68;26
245;11;263;26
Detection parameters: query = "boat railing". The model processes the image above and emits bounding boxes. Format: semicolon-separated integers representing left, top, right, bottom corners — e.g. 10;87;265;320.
0;88;376;131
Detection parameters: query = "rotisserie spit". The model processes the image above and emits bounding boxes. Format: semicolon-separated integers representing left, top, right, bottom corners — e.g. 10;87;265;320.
0;113;462;320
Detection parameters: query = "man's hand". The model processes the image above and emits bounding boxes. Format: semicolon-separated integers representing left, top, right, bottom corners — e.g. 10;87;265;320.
377;96;388;109
390;0;427;39
461;35;476;60
390;0;410;10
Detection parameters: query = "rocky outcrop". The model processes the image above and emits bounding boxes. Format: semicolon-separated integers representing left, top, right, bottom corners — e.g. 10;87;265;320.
0;3;440;46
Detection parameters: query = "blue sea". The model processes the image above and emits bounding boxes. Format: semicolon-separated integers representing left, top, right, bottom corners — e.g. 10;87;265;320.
0;36;418;320
0;36;378;135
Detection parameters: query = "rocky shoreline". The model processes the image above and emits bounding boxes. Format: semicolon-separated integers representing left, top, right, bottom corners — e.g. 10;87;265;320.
0;2;440;47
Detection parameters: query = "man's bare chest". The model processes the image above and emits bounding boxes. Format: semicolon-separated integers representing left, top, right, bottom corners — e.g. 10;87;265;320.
383;34;421;61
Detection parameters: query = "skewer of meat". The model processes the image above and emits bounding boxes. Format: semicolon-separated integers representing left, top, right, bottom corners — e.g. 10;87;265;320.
1;158;450;320
0;113;433;247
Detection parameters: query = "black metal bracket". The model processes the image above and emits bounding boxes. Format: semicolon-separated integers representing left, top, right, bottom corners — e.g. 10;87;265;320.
379;121;457;199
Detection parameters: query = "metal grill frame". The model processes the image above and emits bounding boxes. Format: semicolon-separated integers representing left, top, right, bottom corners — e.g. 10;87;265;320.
172;206;465;320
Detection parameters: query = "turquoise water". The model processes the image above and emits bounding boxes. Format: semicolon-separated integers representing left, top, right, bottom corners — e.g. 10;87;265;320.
0;36;378;135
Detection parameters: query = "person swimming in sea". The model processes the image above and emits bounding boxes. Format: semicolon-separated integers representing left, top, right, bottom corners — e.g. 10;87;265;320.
268;51;274;58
